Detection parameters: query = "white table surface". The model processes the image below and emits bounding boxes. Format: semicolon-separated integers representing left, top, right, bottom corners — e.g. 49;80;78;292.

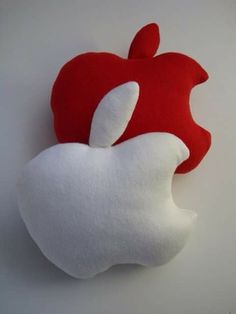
1;0;236;313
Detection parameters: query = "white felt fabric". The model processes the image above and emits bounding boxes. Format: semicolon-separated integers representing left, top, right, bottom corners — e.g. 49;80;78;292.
17;82;196;278
89;81;139;147
17;134;196;278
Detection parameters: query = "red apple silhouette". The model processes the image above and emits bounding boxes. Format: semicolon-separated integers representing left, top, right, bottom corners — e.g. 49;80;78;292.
51;23;211;173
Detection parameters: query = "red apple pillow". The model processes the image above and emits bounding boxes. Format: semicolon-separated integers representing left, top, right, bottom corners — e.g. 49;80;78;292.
51;23;211;173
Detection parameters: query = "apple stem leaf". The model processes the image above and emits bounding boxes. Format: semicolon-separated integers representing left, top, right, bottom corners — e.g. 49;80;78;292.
128;23;160;59
89;82;139;148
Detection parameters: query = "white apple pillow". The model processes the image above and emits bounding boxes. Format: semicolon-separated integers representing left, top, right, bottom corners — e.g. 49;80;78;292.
17;82;196;279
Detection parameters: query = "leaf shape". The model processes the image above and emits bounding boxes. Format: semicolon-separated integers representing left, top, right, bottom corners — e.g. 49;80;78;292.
89;82;139;148
128;23;160;59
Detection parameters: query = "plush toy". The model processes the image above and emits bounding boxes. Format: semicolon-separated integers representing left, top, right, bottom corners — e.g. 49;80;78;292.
17;23;210;279
51;23;211;173
18;82;196;279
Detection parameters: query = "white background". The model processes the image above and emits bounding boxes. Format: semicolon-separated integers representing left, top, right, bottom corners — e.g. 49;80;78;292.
1;0;236;313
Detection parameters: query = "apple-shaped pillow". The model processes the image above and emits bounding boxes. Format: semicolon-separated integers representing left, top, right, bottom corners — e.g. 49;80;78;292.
18;82;196;279
51;23;211;173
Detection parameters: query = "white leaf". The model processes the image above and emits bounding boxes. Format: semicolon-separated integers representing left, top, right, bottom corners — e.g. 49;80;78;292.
89;81;139;147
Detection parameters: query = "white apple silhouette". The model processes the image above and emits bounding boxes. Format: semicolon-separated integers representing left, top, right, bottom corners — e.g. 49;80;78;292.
17;82;196;279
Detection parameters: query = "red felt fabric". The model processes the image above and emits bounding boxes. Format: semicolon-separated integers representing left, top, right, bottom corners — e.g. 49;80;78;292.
128;23;160;59
51;24;211;173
